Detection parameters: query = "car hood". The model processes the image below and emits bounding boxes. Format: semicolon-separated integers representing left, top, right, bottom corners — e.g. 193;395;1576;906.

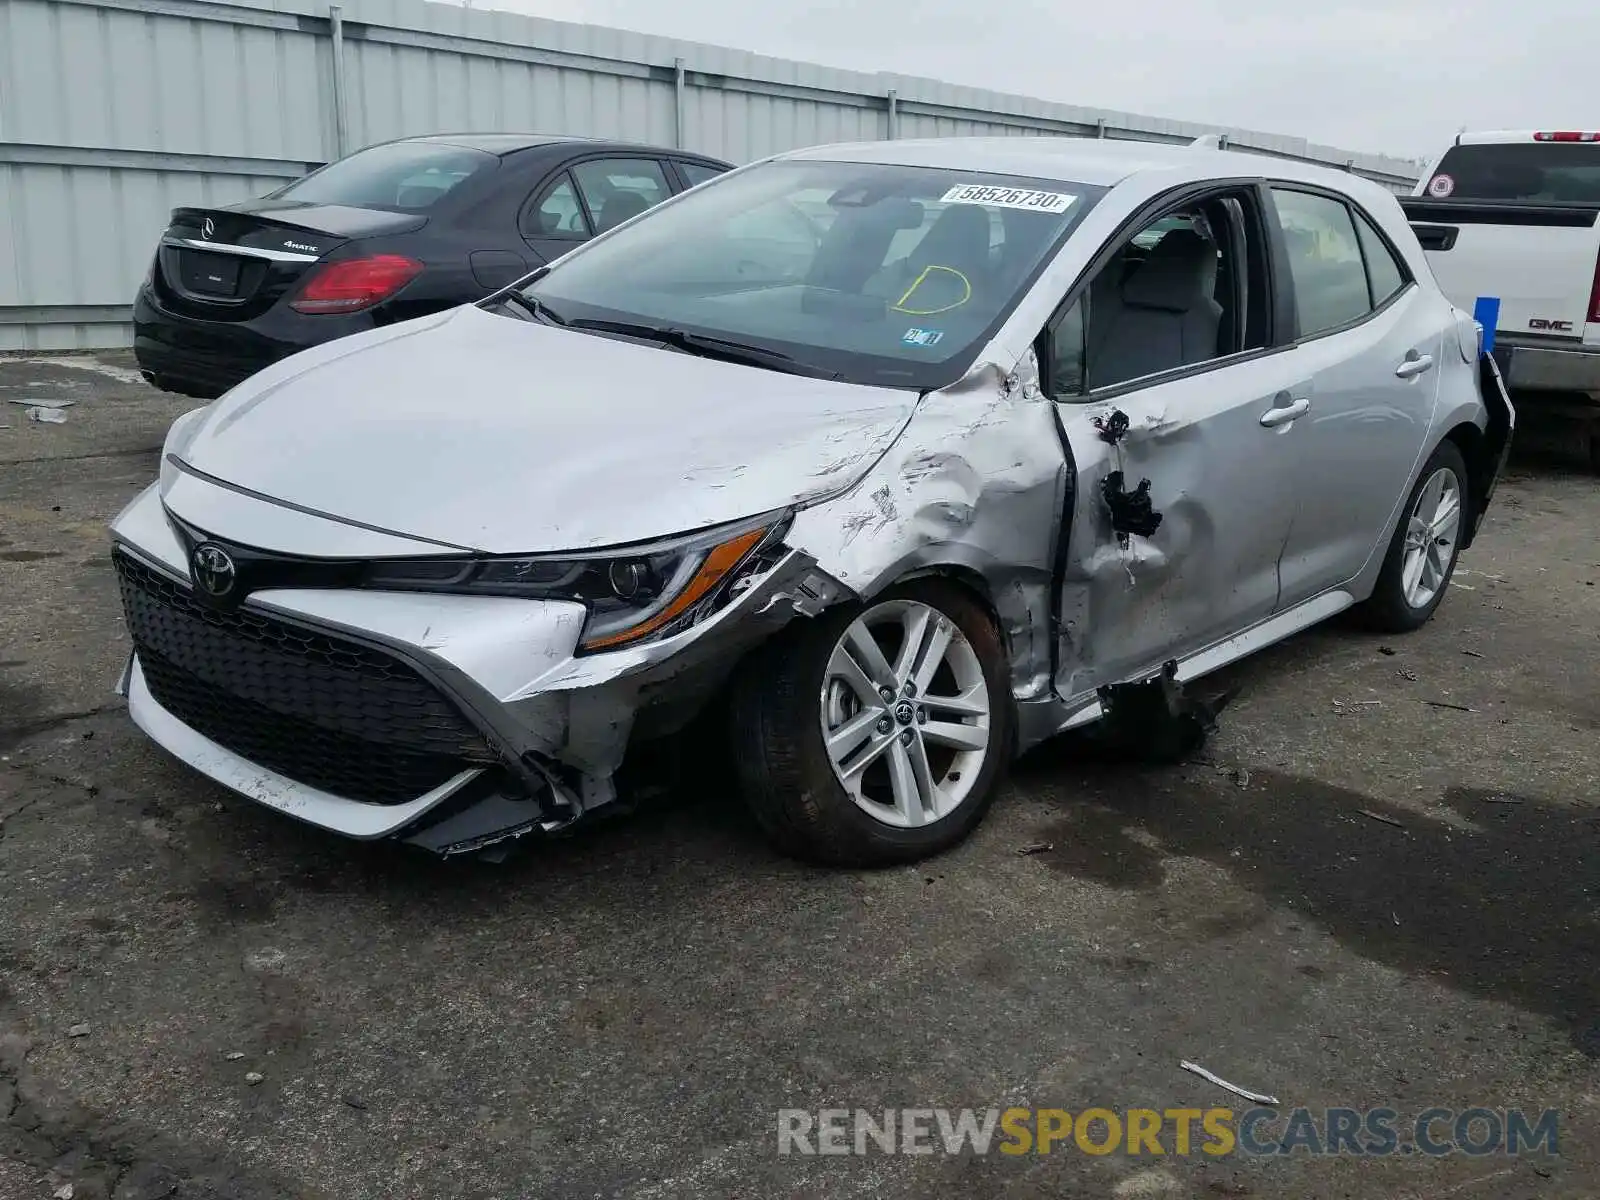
171;305;919;554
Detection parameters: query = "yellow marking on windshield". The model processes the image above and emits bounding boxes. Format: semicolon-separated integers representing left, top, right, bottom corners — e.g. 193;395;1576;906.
892;265;972;315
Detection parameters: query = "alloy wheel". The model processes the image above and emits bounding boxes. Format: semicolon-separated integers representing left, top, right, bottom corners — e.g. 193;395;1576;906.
1401;467;1462;609
818;599;992;829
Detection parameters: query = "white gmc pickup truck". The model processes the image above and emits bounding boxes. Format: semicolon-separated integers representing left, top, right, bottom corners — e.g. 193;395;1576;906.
1399;130;1600;468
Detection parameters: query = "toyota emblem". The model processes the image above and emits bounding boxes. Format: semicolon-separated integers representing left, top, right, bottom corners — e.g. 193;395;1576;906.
191;543;236;598
202;216;215;240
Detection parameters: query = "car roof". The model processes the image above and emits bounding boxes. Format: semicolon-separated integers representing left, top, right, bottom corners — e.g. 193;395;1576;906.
778;135;1379;196
399;133;728;161
1453;129;1600;145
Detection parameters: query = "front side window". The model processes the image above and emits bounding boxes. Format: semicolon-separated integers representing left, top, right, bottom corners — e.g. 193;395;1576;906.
518;159;1103;389
678;161;727;188
269;141;494;212
1044;188;1269;398
1270;188;1373;338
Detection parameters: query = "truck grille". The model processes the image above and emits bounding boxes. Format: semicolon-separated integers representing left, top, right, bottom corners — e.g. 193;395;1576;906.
114;550;491;805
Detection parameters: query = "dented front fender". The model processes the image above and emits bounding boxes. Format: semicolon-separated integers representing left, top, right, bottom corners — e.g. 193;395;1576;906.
788;355;1070;703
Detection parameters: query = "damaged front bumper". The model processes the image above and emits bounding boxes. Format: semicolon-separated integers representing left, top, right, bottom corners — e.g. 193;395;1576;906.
109;484;848;857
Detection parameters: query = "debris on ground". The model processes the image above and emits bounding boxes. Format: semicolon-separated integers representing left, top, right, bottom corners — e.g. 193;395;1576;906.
224;1051;245;1061
1462;648;1486;658
1396;668;1418;681
1483;794;1525;805
1017;842;1054;856
1178;1060;1280;1106
1231;768;1251;788
1357;808;1405;830
1332;699;1383;715
1425;700;1477;713
65;1024;90;1039
25;405;68;424
4;397;76;408
244;1072;264;1085
343;1094;369;1111
53;1184;74;1200
1377;646;1397;656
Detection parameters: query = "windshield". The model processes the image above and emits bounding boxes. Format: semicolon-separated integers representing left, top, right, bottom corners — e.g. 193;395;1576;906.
1428;143;1600;204
517;159;1103;388
270;141;496;211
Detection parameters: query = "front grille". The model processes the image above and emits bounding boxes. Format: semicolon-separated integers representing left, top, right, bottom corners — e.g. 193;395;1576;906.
115;550;491;805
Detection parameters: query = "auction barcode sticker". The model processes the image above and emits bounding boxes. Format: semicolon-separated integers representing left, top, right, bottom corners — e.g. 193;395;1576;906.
939;184;1077;213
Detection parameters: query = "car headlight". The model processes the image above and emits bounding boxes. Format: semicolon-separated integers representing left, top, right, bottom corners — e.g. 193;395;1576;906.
363;514;786;653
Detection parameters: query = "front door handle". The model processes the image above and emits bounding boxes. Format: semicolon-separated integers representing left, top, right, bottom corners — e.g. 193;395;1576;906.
1260;396;1311;427
1395;351;1434;379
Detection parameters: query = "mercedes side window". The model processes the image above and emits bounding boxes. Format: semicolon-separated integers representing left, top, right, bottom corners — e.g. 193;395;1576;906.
571;159;672;235
1270;187;1373;337
1043;188;1266;399
677;160;728;189
526;174;590;240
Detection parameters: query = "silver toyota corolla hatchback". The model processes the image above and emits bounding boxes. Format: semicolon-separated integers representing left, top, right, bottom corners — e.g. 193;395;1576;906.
111;137;1513;864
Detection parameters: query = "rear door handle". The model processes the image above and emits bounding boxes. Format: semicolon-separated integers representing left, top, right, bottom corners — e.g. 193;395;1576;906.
1395;351;1434;379
1260;396;1311;427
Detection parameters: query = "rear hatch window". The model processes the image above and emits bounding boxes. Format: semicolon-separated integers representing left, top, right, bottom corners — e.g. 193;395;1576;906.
1428;143;1600;204
269;142;496;211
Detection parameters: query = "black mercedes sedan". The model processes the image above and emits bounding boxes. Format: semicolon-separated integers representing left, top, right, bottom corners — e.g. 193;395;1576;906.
133;134;733;398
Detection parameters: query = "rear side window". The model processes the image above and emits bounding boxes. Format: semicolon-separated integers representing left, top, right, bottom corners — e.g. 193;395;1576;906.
270;142;494;211
1353;211;1408;306
1427;143;1600;203
571;159;672;235
1270;188;1372;338
526;174;589;239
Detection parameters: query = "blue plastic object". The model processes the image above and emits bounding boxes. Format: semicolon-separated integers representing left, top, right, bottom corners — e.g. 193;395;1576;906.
1473;296;1501;355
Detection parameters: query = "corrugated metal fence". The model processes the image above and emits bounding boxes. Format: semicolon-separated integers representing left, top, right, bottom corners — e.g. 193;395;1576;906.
0;0;1423;350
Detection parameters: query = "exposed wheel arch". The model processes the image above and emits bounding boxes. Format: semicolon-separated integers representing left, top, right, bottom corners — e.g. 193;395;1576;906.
851;555;1051;704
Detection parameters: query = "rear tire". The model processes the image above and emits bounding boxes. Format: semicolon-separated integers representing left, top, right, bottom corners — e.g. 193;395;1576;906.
729;579;1013;867
1356;440;1469;634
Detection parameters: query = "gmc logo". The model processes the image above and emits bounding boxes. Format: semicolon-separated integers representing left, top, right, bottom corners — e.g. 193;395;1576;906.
1529;318;1574;332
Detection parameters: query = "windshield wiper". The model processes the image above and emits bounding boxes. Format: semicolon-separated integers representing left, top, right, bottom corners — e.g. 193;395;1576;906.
495;291;570;326
564;318;839;380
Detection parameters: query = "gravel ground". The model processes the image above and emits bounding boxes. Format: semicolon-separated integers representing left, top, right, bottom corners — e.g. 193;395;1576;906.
1;353;1597;1200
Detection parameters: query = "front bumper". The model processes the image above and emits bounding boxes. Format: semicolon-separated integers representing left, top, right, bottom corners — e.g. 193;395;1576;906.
1491;336;1600;398
110;483;846;855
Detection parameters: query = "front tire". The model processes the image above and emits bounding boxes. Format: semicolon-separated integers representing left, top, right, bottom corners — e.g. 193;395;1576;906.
1357;440;1469;633
729;579;1013;867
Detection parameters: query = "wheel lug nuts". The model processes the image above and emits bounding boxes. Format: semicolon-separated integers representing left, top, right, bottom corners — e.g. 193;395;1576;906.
879;687;895;702
899;730;914;745
876;717;893;735
902;681;916;696
917;708;928;724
